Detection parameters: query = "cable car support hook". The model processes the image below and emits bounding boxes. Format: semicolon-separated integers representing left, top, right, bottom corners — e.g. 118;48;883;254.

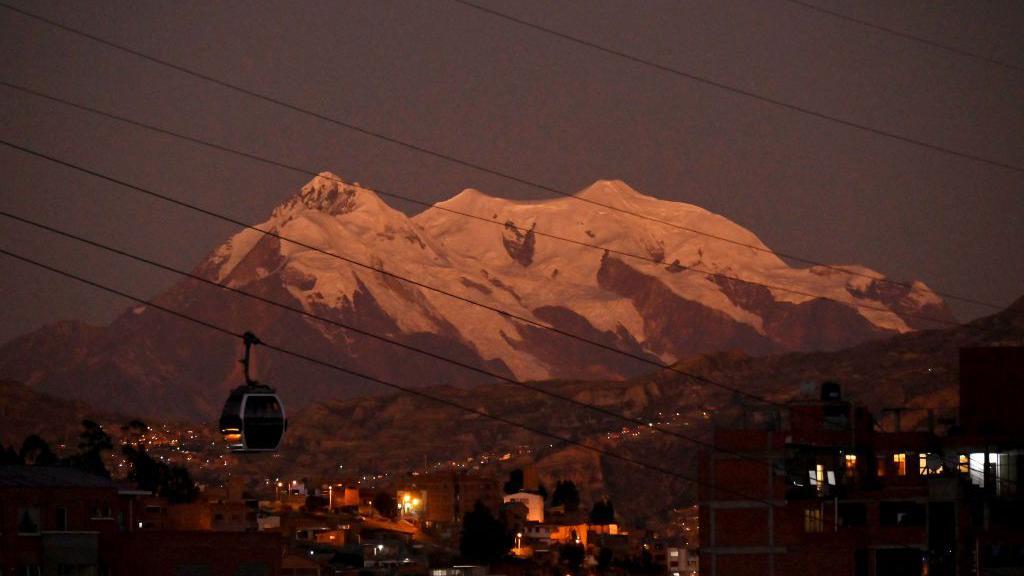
241;331;262;387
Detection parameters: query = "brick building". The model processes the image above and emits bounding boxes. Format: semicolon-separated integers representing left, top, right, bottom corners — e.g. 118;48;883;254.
699;346;1023;576
0;466;281;575
403;470;501;526
0;466;143;576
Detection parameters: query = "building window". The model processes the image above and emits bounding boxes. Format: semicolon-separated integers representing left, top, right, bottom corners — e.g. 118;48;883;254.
893;454;906;476
959;454;969;474
808;464;828;495
55;507;68;531
838;503;867;527
919;453;942;476
92;504;114;519
880;501;925;526
17;508;41;534
844;454;857;475
804;508;824;533
969;453;987;487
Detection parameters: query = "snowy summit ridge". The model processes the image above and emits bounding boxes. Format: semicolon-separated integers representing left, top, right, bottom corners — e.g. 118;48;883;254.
0;171;958;420
200;173;954;381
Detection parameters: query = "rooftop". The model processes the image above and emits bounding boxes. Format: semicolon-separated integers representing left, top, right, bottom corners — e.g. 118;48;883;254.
0;465;132;490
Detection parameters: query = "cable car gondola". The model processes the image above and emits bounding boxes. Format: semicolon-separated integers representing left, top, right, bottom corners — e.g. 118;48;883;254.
219;332;287;452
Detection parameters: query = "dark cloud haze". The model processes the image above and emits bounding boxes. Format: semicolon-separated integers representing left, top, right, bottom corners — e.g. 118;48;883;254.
1;0;1022;344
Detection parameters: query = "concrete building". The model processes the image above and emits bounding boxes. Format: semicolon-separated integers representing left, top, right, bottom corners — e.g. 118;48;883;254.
0;466;281;575
699;347;1024;576
503;491;544;523
0;466;139;576
403;470;501;526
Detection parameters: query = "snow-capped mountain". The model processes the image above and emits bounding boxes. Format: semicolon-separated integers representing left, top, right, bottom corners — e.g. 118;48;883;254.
0;174;955;420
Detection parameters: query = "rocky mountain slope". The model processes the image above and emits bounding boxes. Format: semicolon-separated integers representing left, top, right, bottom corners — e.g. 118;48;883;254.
3;297;1019;526
259;294;1021;525
0;174;954;421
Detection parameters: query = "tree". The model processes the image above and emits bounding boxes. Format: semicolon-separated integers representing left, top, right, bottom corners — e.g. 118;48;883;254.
161;465;199;504
460;501;510;564
121;420;149;445
589;499;615;524
560;542;585;570
0;444;20;464
121;421;197;504
123;444;160;489
121;444;197;503
503;469;524;494
551;480;580;512
66;420;113;477
372;491;397;519
19;434;57;466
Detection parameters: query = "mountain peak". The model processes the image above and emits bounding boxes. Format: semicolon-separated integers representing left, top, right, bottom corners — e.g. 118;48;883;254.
433;187;497;212
281;172;385;216
450;188;490;201
302;171;346;192
575;179;645;201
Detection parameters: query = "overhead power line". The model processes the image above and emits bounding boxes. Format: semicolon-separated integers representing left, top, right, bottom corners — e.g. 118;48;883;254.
0;208;777;469
0;80;998;327
0;245;774;505
450;0;1024;175
780;0;1024;73
0;2;1013;313
2;138;1005;427
0;245;986;564
0;137;791;413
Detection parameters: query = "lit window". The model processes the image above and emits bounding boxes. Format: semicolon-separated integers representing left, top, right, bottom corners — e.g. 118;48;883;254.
969;453;986;487
919;453;943;476
958;454;969;474
893;454;906;476
844;454;857;475
808;464;827;495
804;508;823;533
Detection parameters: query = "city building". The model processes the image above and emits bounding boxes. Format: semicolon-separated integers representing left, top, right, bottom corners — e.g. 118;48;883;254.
699;346;1024;576
397;488;427;520
0;466;281;575
502;491;544;523
402;470;501;526
0;466;143;575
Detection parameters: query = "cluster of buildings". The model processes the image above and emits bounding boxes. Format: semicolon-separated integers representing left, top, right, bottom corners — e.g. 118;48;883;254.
699;346;1024;576
397;467;620;560
0;467;279;575
4;345;1017;575
0;458;694;575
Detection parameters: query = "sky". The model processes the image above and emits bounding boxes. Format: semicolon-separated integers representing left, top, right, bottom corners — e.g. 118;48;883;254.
1;0;1022;344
